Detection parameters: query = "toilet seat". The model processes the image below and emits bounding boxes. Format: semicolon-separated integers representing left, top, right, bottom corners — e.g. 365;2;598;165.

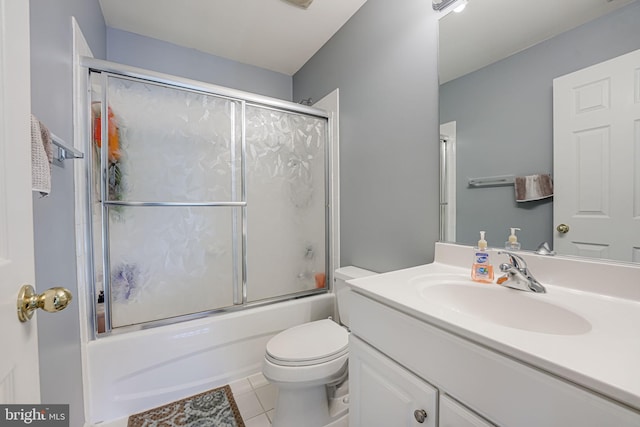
266;319;348;367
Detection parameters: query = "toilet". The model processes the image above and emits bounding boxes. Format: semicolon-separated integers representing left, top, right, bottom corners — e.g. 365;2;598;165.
262;266;377;427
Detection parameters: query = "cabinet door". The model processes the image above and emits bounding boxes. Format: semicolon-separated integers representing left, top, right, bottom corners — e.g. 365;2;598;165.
440;395;495;427
349;336;437;427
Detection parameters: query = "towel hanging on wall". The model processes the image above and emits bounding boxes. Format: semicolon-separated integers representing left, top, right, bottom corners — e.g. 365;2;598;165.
31;114;53;196
514;174;553;202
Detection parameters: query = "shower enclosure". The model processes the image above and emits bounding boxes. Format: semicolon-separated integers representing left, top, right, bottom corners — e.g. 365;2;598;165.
85;60;331;334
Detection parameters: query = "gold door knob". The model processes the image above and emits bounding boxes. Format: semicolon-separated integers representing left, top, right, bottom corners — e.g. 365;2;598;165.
556;223;570;234
17;284;73;322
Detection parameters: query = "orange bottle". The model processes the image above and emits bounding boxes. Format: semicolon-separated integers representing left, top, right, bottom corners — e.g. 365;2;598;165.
92;104;120;162
471;231;494;283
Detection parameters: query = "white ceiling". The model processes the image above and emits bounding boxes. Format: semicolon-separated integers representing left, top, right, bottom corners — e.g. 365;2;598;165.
99;0;636;81
98;0;368;76
439;0;637;83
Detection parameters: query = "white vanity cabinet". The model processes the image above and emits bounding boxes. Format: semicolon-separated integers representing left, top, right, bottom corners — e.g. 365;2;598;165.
349;335;437;426
348;291;640;427
439;395;495;427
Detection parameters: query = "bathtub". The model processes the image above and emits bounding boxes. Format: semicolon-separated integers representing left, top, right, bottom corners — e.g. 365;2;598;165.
84;293;335;424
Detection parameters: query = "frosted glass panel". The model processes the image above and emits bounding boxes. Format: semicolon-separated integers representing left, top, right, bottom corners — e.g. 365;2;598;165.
88;69;331;333
245;106;327;301
100;76;241;203
107;206;239;327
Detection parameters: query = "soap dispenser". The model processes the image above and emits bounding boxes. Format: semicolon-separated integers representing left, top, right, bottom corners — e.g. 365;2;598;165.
471;231;494;283
505;227;521;250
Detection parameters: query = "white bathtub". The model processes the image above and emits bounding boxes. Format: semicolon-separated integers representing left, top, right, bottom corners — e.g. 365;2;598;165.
84;294;335;424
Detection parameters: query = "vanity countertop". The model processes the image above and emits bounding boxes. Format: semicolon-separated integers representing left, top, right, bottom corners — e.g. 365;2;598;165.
347;244;640;412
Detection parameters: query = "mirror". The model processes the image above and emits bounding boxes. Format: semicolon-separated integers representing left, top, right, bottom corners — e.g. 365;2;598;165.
438;0;640;262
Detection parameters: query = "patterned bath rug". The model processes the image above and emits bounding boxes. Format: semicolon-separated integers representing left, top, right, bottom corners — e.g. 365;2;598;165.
127;384;245;427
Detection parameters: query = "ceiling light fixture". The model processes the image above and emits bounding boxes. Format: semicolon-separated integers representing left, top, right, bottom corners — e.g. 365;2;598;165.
282;0;314;9
453;0;468;13
432;0;468;13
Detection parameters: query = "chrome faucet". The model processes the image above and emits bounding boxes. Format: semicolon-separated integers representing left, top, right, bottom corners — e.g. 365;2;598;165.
497;251;546;293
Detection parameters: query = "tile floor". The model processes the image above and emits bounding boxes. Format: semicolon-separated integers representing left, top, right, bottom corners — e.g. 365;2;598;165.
98;372;277;427
229;372;278;427
231;373;349;427
98;371;349;427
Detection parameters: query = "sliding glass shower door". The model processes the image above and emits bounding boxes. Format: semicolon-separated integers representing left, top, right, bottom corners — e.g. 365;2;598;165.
245;106;327;302
88;67;328;333
90;73;243;329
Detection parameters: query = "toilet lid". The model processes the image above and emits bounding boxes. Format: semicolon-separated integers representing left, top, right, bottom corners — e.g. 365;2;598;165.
266;319;348;367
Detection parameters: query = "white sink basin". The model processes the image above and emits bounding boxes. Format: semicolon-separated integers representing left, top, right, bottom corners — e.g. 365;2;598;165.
417;282;592;335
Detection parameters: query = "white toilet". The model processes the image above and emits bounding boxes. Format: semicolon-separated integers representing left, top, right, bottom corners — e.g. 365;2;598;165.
262;266;377;427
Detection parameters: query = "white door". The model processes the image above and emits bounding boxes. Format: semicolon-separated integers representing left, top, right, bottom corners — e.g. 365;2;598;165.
440;121;457;243
0;0;41;403
553;49;640;262
349;336;438;427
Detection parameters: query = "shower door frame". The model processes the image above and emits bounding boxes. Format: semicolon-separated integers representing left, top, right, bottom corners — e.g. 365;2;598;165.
79;57;336;337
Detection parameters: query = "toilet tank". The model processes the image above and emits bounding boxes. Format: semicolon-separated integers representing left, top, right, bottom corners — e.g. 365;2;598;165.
334;266;377;328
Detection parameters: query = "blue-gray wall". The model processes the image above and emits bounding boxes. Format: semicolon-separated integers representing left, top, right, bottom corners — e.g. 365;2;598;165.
293;0;440;272
107;28;293;101
27;0;439;422
29;0;106;425
440;2;640;251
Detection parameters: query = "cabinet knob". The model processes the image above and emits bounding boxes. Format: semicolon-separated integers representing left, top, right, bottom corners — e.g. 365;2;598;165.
414;409;428;423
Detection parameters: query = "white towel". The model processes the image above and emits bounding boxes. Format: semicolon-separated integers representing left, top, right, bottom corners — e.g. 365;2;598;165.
514;174;553;202
31;114;53;196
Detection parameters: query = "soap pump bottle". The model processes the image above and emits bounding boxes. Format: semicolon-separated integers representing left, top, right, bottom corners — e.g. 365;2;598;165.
505;227;521;250
471;231;494;283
